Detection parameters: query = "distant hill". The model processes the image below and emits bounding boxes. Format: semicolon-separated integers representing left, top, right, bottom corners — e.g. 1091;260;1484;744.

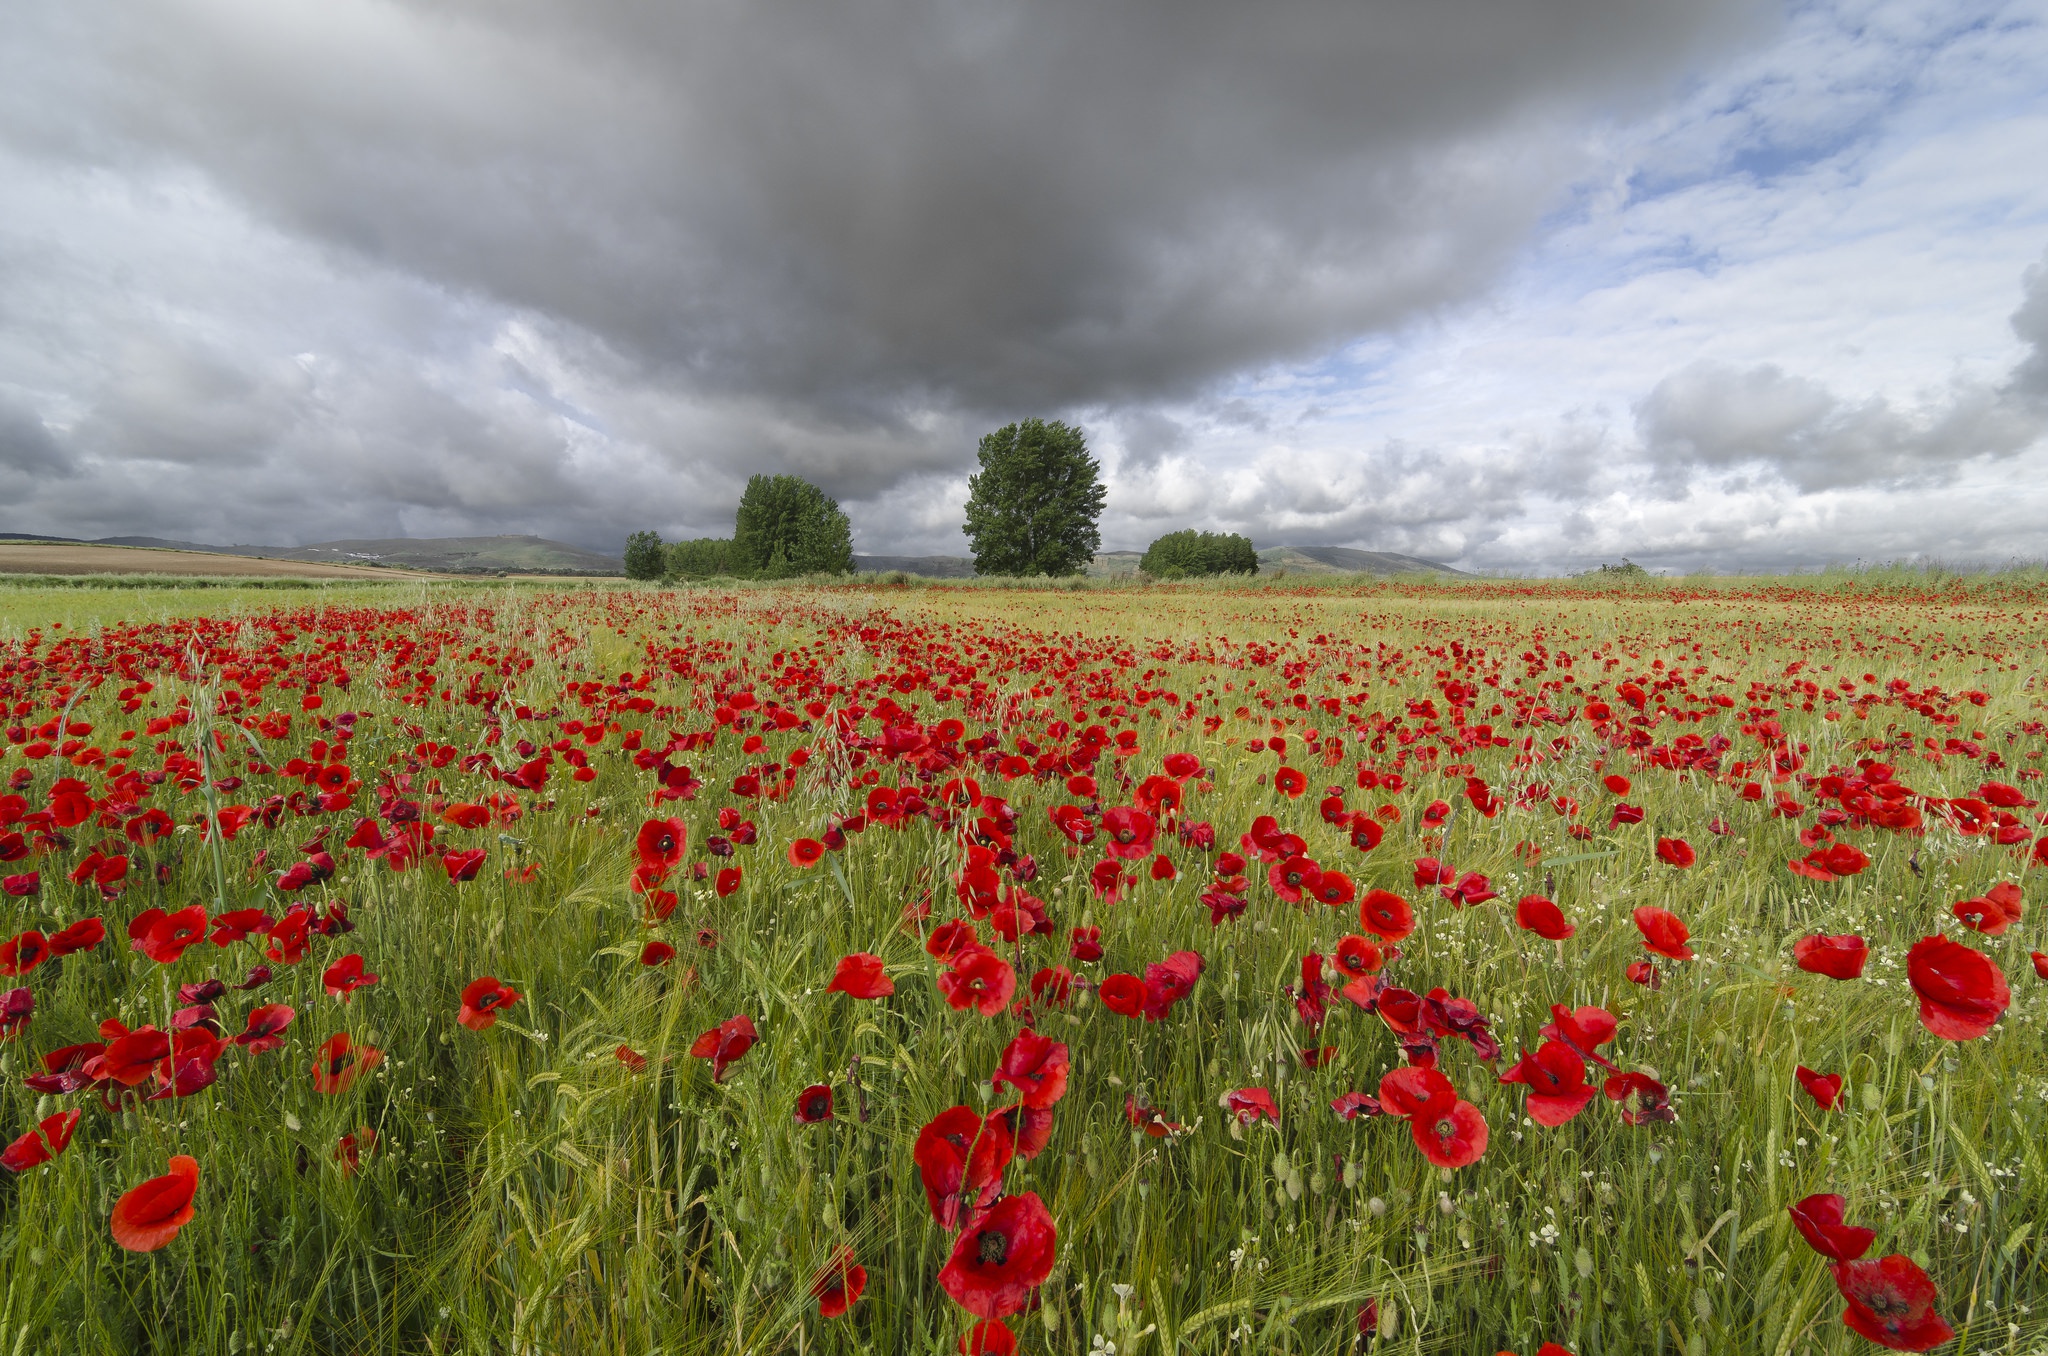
0;531;621;575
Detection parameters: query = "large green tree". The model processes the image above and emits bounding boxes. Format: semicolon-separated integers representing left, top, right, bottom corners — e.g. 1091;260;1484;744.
623;530;666;580
1139;529;1258;578
731;475;855;577
962;419;1106;576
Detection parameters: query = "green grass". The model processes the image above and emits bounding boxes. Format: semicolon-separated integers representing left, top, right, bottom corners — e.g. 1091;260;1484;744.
0;582;2041;1354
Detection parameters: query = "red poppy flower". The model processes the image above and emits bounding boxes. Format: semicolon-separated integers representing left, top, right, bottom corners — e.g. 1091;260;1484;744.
1359;889;1415;942
1140;950;1203;1021
1602;1071;1674;1124
1632;906;1694;961
1787;1193;1874;1262
47;916;106;956
334;1126;378;1176
959;1319;1018;1355
1951;881;2023;936
992;1029;1070;1109
794;1083;835;1124
616;1045;648;1071
1654;837;1696;868
1309;869;1355;908
788;837;825;868
1411;858;1454;889
1048;805;1095;846
1098;973;1145;1017
1224;1087;1278;1123
322;953;380;1000
927;920;979;960
1411;1098;1487;1169
1625;960;1662;989
1100;806;1157;860
457;976;521;1031
1833;1255;1954;1351
110;1155;199;1252
810;1244;865;1318
0;874;38;899
639;940;676;966
937;1190;1057;1319
637;817;687;869
1348;814;1385;853
1272;767;1307;799
233;1003;295;1054
442;848;487;882
1500;1041;1596;1126
138;905;209;964
1796;1065;1843;1110
914;1106;1014;1229
0;931;47;977
208;908;272;945
1376;1066;1456;1120
1069;926;1103;962
1;1109;81;1172
265;909;313;964
1515;895;1574;941
1541;1004;1619;1069
0;987;30;1039
1906;935;2009;1040
715;866;742;897
826;952;894;998
1146;852;1176;883
2033;951;2048;980
938;948;1016;1017
1333;935;1383;982
1440;871;1497;908
688;1014;758;1081
101;1027;172;1085
1602;773;1631;795
1789;842;1871;881
1331;1091;1382;1119
1793;933;1869;980
311;1032;383;1093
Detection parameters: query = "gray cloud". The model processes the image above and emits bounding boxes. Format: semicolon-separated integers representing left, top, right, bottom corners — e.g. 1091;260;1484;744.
0;0;1771;548
1633;253;2048;492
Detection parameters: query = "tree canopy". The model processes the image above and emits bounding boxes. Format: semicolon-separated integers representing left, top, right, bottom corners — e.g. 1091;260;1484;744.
962;419;1105;577
623;530;666;580
665;537;739;579
1139;529;1258;578
732;474;855;577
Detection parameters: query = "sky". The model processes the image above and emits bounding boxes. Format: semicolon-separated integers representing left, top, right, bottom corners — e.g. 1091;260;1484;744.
2;0;2045;572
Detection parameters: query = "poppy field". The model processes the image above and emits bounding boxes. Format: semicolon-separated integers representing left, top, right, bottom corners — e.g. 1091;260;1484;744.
0;576;2044;1354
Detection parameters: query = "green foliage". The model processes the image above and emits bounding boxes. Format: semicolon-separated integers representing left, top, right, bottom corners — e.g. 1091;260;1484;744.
664;537;740;579
623;531;667;580
732;475;855;577
1139;528;1259;578
962;419;1106;576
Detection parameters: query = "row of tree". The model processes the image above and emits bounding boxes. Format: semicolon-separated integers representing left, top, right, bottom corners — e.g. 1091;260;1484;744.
624;419;1257;580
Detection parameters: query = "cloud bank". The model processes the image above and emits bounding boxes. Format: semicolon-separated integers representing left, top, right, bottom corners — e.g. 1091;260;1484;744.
2;0;2045;569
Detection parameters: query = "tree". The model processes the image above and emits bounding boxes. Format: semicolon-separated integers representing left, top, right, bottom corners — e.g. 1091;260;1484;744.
1139;529;1258;578
962;419;1106;576
731;475;855;577
623;530;666;580
666;537;738;578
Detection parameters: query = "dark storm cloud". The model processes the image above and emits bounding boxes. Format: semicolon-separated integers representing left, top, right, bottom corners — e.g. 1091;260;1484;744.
0;0;1774;550
100;0;1769;411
